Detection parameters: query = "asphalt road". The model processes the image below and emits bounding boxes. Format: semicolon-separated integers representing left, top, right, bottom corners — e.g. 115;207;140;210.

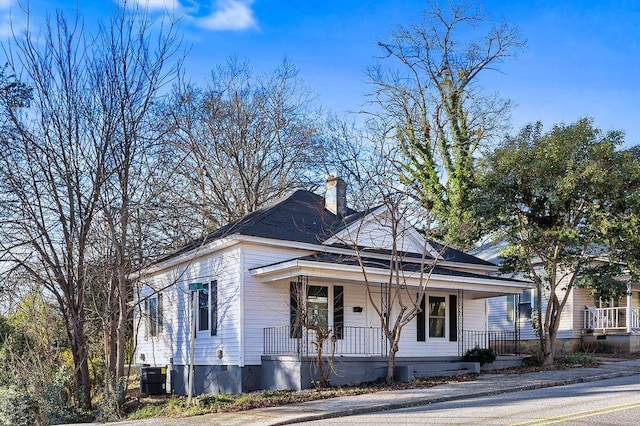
303;374;640;425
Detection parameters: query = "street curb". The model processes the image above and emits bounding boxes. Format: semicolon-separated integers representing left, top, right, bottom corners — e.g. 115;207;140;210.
267;370;640;426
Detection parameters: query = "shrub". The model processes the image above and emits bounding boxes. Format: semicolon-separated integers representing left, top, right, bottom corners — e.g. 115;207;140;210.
41;368;81;424
558;352;596;366
463;346;496;366
0;387;41;426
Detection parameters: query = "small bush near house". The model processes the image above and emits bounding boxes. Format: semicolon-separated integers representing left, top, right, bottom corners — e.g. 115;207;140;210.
557;352;597;367
463;347;496;366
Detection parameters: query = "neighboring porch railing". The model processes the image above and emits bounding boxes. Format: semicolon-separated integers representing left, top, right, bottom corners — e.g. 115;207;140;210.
583;307;640;332
463;330;520;355
263;326;386;358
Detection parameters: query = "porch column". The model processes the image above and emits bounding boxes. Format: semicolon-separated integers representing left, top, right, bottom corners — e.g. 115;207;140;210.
627;283;632;333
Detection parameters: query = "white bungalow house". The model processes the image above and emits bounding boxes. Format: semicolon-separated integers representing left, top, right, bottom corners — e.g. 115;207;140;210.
135;177;532;394
476;242;640;354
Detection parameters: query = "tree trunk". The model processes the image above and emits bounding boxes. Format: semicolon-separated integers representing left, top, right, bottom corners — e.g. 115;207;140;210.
541;330;556;365
115;269;128;381
386;340;399;383
71;312;92;409
542;305;560;365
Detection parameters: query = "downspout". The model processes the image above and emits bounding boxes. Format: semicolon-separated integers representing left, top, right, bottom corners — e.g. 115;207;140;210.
239;245;245;368
626;282;632;333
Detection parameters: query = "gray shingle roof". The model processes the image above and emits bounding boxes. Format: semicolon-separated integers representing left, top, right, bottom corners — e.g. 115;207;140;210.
156;189;495;269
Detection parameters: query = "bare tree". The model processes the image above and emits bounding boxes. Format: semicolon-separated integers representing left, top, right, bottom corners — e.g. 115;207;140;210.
88;4;182;407
0;4;182;410
326;136;448;383
0;14;106;407
367;0;524;249
343;193;445;383
162;57;322;232
316;115;393;211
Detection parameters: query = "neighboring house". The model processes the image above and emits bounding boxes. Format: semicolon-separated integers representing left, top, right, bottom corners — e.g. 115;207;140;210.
135;177;531;395
475;242;640;354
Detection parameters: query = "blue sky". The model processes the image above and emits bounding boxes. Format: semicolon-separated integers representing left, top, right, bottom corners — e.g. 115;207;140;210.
1;0;638;146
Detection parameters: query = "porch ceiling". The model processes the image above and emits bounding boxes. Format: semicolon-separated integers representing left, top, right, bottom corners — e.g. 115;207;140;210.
249;254;532;299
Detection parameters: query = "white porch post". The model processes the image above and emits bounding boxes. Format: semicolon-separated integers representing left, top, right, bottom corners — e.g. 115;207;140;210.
626;283;632;333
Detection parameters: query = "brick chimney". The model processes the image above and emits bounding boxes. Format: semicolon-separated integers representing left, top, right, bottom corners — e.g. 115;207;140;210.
325;175;347;217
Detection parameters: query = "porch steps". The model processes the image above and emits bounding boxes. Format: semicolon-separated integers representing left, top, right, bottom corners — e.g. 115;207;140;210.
394;362;480;381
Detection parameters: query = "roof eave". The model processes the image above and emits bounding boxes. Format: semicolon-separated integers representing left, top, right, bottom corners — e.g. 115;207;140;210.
250;259;533;297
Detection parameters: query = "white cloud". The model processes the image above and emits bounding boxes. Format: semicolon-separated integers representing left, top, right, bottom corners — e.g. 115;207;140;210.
129;0;180;10
194;0;257;31
120;0;257;32
0;0;16;39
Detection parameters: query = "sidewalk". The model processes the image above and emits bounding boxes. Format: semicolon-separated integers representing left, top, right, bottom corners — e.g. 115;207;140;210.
112;359;640;426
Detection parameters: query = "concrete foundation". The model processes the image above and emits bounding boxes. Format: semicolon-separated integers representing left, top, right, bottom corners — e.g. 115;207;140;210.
260;355;486;391
582;333;640;354
519;338;582;356
169;364;262;395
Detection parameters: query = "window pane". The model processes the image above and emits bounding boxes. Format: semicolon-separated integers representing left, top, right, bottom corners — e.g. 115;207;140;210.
149;297;158;337
507;295;515;322
199;283;209;331
429;318;445;337
211;281;218;336
307;285;328;331
428;296;446;338
429;297;445;316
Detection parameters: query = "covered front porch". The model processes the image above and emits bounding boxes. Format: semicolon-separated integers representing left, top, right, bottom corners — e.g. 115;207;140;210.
260;325;521;390
582;290;640;353
263;324;520;358
583;306;640;333
250;252;531;389
582;287;640;334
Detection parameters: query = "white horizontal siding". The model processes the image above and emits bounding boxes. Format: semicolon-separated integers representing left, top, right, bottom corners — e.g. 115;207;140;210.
487;296;514;332
135;246;243;367
396;291;486;357
488;288;575;341
329;211;425;254
241;243;315;365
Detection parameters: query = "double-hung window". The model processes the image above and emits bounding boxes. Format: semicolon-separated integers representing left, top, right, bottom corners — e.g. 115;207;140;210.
519;289;534;319
428;296;446;338
145;293;163;338
289;283;344;339
417;294;458;341
197;280;218;336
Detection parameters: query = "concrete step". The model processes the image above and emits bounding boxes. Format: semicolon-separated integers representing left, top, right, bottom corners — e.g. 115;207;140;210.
394;362;480;381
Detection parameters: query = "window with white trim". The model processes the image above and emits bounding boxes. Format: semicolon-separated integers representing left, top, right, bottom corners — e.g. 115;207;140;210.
196;281;218;336
507;295;516;322
519;289;534;319
145;293;163;338
428;296;446;338
289;283;344;339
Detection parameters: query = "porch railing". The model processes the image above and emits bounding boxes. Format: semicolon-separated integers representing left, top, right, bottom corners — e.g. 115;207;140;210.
263;325;385;357
583;307;640;331
463;330;520;355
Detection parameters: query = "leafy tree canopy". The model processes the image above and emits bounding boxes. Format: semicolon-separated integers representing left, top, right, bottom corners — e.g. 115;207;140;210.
478;118;640;363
